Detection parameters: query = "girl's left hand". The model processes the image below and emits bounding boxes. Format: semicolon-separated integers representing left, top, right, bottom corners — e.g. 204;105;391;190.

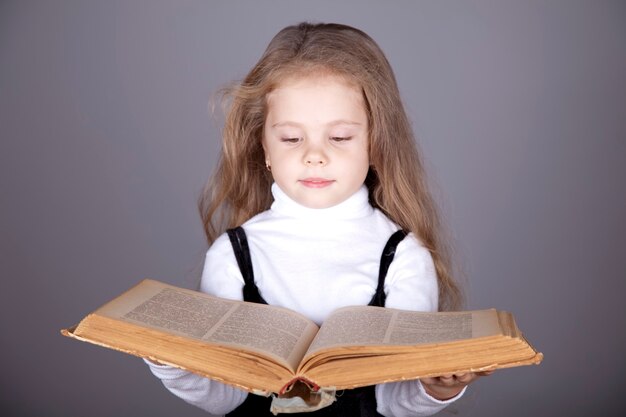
420;370;494;401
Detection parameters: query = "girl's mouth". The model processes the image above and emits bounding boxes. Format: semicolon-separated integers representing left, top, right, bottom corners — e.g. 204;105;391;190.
299;178;335;188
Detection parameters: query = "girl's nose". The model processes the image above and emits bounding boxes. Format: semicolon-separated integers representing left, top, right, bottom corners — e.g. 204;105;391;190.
303;144;327;166
304;153;327;166
305;157;326;166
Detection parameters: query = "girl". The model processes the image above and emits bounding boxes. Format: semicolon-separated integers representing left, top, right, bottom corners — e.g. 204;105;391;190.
147;22;491;416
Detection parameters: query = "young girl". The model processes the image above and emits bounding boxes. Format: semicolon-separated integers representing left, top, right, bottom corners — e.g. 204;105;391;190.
147;22;491;416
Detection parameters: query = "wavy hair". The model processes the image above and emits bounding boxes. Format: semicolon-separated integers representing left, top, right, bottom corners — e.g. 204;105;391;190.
199;22;462;310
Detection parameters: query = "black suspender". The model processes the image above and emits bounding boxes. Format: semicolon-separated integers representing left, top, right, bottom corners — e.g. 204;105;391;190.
368;229;408;307
226;227;407;307
226;226;267;304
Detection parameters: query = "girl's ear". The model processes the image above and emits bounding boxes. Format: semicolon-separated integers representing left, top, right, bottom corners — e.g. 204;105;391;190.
261;137;270;170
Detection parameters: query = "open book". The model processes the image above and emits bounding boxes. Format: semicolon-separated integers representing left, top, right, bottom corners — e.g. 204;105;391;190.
62;279;542;398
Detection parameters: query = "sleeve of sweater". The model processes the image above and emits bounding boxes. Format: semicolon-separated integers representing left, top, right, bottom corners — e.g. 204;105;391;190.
144;234;249;415
144;360;247;415
375;233;465;417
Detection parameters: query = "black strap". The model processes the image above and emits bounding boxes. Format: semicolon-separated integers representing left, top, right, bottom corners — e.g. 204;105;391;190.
369;230;408;307
226;227;267;304
226;227;408;308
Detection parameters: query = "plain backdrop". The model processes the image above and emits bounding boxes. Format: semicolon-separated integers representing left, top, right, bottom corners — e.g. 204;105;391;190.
1;1;625;416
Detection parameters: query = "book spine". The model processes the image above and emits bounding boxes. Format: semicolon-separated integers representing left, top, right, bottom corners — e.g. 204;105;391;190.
280;377;320;395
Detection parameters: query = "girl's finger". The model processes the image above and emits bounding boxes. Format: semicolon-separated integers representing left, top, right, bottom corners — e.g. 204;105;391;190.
455;373;473;384
438;375;456;386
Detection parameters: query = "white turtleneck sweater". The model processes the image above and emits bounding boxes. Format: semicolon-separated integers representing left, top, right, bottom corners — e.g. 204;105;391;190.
147;184;463;416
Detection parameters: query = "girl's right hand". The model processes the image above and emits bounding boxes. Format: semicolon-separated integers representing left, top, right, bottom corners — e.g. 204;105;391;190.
420;370;494;400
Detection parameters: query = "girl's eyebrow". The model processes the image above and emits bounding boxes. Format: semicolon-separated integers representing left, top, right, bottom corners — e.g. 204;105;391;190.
271;120;363;128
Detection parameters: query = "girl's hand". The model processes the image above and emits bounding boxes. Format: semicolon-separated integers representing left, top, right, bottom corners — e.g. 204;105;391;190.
420;370;494;401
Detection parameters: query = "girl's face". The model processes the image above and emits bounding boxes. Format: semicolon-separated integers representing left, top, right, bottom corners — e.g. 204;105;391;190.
263;74;369;209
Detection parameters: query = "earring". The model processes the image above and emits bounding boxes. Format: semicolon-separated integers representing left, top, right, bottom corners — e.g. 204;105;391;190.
265;161;271;172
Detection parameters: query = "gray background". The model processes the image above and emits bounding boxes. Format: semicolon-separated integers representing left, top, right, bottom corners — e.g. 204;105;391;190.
1;1;625;416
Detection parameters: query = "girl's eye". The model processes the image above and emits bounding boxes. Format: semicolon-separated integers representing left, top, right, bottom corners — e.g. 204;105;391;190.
281;137;301;143
330;136;352;142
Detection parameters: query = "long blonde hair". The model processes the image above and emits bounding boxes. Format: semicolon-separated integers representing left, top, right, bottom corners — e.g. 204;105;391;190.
199;22;462;310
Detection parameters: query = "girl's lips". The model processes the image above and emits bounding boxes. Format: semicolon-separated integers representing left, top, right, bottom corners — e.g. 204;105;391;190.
299;178;335;188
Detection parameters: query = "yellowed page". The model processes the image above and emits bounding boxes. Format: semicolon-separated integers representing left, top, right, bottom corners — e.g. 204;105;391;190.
298;307;539;387
91;279;319;370
202;302;319;369
385;308;502;344
304;335;542;390
305;306;503;355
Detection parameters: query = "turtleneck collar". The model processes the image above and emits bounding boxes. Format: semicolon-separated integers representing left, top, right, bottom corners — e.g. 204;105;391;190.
270;183;374;220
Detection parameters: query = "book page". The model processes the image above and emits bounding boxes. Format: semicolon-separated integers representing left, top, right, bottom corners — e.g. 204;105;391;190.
94;280;319;368
96;281;236;339
306;307;393;353
306;306;503;354
386;310;473;344
123;287;235;338
203;302;318;367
